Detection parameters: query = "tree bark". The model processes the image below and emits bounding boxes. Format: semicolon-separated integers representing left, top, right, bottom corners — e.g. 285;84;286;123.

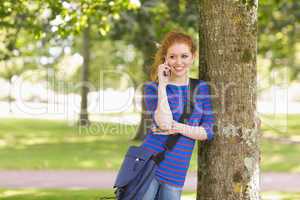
132;42;156;141
197;1;260;200
132;84;152;141
79;23;90;126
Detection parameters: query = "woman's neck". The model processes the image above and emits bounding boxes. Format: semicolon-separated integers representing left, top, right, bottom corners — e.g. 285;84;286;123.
169;75;189;86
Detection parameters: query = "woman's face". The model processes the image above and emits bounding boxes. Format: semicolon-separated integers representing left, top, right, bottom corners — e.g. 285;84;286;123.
165;42;195;78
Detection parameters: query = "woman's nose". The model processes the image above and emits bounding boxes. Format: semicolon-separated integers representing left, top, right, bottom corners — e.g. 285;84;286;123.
175;58;183;65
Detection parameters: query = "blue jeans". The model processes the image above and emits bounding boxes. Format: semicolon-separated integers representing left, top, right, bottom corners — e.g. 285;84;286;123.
142;177;182;200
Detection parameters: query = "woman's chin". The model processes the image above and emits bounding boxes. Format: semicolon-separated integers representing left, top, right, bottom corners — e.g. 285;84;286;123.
173;70;187;77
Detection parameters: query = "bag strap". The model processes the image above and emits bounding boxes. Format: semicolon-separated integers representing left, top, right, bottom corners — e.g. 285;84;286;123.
152;78;199;164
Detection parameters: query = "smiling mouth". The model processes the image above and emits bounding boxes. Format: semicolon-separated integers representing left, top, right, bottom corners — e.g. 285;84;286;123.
174;67;184;72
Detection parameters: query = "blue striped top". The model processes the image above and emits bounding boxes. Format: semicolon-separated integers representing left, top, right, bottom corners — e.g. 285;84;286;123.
141;79;216;188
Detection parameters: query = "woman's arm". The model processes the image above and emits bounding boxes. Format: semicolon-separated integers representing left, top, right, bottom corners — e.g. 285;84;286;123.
152;81;216;141
151;121;208;140
171;120;208;140
151;120;211;141
153;82;173;130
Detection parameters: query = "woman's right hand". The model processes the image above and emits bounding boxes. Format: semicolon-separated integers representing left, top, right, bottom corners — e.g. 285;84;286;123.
157;60;171;85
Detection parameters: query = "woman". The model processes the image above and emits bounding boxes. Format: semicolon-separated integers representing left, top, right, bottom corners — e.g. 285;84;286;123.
141;31;216;200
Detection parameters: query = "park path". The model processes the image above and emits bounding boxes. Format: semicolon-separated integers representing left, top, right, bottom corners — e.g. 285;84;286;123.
0;170;300;192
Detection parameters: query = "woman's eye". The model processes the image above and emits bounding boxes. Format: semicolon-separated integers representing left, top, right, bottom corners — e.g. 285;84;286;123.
182;55;188;58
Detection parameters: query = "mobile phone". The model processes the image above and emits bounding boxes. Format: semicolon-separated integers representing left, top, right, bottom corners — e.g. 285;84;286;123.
163;57;171;77
163;70;170;77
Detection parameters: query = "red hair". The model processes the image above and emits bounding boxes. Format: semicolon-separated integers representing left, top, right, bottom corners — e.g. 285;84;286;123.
150;30;197;82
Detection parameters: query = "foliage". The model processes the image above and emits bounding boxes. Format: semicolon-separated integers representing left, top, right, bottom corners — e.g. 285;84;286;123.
0;0;139;85
0;0;299;89
109;0;199;78
93;40;145;90
258;0;300;81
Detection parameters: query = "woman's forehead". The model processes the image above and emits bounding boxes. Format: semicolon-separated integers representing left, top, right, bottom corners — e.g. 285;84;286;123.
167;43;191;54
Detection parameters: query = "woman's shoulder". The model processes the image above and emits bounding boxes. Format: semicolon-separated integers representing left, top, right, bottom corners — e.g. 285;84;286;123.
190;78;210;88
189;79;211;96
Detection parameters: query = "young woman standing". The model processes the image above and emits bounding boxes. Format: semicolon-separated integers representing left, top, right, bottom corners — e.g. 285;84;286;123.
141;31;215;200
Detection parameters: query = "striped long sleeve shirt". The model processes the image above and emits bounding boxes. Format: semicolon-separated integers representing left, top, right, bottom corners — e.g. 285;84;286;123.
141;79;216;188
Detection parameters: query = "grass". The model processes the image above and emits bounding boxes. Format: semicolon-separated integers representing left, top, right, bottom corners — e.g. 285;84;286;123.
0;189;105;200
261;140;300;172
0;118;140;170
261;114;300;138
0;189;299;200
260;114;300;172
0;115;299;172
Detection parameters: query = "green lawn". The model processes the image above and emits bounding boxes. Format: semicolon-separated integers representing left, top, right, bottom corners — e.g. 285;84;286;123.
0;115;299;172
260;114;300;172
261;114;300;137
0;118;140;170
0;189;299;200
0;189;105;200
261;140;300;172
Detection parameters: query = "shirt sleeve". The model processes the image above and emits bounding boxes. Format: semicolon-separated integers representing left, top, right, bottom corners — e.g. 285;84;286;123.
143;82;159;127
197;81;216;141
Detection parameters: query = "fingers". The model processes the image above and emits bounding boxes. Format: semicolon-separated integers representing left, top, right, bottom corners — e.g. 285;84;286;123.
151;127;169;135
158;63;171;79
151;127;179;135
162;65;170;72
157;61;171;82
159;64;170;71
151;127;167;132
168;129;180;133
153;131;170;135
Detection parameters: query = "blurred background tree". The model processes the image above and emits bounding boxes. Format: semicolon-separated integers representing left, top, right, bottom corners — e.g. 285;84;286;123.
259;0;299;82
45;0;139;125
0;0;62;112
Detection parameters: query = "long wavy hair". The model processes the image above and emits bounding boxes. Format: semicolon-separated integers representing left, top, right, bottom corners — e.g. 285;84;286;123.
150;31;197;82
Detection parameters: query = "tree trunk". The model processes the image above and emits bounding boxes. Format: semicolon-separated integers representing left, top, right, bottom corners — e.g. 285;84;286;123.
132;83;152;141
197;1;260;200
132;44;155;141
79;23;90;126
